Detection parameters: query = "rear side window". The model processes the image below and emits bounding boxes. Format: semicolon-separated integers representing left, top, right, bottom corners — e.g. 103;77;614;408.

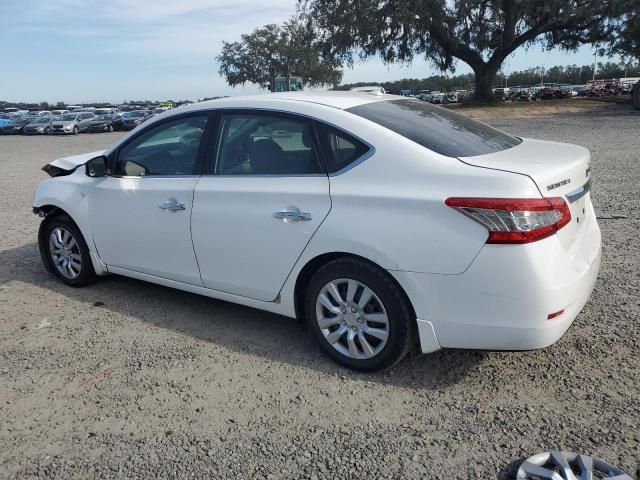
315;123;369;173
347;99;521;157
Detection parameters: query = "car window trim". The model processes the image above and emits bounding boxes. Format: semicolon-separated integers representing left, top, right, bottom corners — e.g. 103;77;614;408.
108;111;216;178
311;120;375;177
206;109;327;177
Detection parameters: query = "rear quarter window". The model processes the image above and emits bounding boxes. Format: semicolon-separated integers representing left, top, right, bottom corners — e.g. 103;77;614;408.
347;99;521;157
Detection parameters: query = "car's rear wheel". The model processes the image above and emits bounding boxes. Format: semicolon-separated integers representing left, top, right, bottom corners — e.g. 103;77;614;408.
39;214;96;287
305;257;415;372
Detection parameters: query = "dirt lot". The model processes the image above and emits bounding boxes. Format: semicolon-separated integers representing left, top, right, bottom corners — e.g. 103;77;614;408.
1;111;639;479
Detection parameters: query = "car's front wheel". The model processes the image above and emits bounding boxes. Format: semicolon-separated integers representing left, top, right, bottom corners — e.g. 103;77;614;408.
39;214;96;287
305;257;415;372
72;126;79;135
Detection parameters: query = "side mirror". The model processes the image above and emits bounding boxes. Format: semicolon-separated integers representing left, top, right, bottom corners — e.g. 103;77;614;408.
86;156;107;178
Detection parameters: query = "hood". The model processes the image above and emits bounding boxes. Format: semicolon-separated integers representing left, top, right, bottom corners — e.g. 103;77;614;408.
49;150;106;171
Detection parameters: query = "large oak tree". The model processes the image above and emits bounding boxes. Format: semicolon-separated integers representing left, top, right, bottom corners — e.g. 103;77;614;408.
217;18;342;92
301;0;627;102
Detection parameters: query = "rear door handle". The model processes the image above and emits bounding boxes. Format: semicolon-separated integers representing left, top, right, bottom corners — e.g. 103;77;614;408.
159;199;186;211
273;209;312;222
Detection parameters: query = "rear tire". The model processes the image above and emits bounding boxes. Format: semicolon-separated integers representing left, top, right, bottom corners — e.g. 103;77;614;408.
304;257;415;372
39;214;97;287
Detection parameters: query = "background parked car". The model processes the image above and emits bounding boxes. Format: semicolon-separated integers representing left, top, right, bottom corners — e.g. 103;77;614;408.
22;116;53;135
50;109;70;116
0;113;21;128
120;110;153;130
0;114;32;134
87;113;122;133
49;112;95;135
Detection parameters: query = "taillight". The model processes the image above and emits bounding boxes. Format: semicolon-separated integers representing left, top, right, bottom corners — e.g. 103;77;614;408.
445;197;571;244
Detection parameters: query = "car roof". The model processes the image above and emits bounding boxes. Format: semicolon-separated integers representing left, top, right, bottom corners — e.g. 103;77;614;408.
179;91;393;114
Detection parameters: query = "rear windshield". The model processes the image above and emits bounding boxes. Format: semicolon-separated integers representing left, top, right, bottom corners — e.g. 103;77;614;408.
347;99;521;157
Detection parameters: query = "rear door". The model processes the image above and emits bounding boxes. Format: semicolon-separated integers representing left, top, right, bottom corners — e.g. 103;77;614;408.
191;111;331;301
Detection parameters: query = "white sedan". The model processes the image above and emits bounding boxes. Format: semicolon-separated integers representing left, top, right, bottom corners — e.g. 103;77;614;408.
33;92;601;371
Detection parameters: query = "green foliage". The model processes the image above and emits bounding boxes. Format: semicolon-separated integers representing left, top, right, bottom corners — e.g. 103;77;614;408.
301;0;628;102
217;17;342;91
610;4;640;59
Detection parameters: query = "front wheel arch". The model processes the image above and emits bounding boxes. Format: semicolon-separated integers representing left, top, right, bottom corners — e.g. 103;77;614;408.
293;252;416;323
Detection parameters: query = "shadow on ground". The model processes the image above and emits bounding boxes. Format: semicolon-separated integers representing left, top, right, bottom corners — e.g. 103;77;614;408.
0;242;488;389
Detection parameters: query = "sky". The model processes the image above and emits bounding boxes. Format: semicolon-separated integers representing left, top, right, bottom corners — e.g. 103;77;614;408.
0;0;605;104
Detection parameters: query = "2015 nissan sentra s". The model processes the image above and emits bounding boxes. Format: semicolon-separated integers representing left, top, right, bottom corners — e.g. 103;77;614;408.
32;92;601;371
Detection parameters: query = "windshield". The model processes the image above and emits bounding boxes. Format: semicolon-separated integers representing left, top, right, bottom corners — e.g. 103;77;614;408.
94;114;110;121
94;109;110;115
347;98;521;157
33;117;50;124
124;111;145;118
61;114;77;121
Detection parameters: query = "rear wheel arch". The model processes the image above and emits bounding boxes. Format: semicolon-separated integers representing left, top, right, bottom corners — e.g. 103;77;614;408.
293;252;416;322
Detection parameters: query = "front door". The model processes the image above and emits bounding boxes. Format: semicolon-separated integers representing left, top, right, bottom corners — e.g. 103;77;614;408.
90;114;211;285
191;111;331;301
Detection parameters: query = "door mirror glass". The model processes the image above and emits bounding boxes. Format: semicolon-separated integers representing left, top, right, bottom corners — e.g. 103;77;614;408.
86;156;107;178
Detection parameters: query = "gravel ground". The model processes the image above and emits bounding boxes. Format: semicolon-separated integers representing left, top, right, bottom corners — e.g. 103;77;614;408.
1;112;639;479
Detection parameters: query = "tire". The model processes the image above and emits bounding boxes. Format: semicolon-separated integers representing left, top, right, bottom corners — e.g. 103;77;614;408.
73;126;79;135
39;214;97;287
107;124;114;132
304;257;416;372
44;127;50;135
633;82;640;110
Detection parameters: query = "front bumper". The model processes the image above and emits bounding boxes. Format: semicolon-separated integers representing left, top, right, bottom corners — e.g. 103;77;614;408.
393;201;602;353
0;126;23;134
88;125;110;132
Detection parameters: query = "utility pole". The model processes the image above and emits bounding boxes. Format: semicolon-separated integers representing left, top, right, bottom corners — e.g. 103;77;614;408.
592;48;597;81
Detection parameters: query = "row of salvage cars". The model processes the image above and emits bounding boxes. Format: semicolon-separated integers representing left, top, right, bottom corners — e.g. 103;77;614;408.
0;107;164;135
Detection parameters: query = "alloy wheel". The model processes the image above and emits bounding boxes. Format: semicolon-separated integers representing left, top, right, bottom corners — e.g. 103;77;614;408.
517;451;633;480
315;278;389;360
49;227;82;279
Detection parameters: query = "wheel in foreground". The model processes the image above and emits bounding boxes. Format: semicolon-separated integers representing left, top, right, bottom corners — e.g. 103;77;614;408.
305;257;415;371
39;214;96;287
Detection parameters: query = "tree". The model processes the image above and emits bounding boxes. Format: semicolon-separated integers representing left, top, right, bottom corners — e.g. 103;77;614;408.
301;0;626;103
609;3;640;59
217;17;342;92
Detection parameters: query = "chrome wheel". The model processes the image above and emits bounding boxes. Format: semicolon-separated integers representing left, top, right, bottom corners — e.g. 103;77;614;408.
49;227;82;279
315;278;389;360
517;451;633;479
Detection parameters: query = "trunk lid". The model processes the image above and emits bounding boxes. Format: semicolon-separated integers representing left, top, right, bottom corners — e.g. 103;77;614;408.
459;138;592;252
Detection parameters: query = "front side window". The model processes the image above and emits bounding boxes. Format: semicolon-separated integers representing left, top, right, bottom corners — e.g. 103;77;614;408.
115;115;208;176
215;113;322;175
347;99;521;158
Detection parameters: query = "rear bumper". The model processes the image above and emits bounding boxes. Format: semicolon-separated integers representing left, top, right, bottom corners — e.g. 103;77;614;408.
393;202;602;352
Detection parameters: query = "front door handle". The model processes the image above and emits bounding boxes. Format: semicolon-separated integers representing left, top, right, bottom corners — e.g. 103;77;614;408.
273;209;312;222
159;199;186;211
